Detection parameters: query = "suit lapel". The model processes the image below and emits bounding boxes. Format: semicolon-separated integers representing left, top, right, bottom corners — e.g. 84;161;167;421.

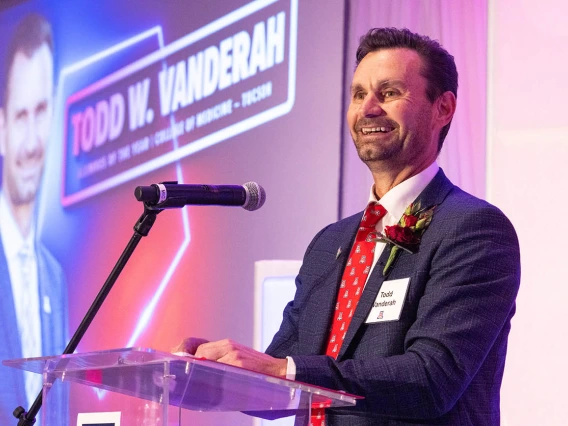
299;216;362;354
37;245;54;356
0;240;27;406
0;241;23;359
413;168;455;211
337;169;455;360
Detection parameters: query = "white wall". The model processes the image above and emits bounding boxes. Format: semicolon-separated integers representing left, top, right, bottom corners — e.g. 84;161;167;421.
488;0;568;424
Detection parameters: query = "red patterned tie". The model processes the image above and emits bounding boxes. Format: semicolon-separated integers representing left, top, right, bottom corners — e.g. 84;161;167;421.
311;202;387;426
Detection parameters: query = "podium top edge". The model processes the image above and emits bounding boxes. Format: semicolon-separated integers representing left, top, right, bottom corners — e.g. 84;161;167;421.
2;347;362;404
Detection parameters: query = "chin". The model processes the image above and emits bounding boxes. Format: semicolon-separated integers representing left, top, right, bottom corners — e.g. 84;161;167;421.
14;187;40;205
356;146;397;163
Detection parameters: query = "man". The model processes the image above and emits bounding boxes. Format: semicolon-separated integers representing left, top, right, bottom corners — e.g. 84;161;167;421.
0;13;68;422
175;28;520;425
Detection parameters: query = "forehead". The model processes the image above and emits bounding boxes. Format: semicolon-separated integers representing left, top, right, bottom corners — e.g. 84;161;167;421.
6;44;53;105
351;48;426;88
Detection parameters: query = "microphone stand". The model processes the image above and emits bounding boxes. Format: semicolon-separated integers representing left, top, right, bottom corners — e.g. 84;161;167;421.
14;202;163;425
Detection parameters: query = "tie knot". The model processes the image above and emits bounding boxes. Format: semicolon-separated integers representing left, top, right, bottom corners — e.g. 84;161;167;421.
360;202;387;228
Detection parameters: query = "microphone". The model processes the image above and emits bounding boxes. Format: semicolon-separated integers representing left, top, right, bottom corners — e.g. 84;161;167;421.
134;181;266;211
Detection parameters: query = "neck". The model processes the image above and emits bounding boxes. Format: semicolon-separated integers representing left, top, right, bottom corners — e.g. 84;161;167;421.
369;162;432;199
7;199;34;238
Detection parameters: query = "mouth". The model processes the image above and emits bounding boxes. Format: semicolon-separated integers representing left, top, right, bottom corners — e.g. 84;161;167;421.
360;126;395;135
17;158;44;179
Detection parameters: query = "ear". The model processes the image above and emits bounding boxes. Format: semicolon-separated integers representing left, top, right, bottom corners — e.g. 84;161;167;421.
435;91;456;127
0;108;5;156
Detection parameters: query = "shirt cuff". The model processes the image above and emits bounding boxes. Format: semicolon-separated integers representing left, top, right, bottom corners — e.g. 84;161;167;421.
285;356;296;380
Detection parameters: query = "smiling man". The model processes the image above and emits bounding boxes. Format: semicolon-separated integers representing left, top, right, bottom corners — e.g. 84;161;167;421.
0;13;68;421
176;28;520;425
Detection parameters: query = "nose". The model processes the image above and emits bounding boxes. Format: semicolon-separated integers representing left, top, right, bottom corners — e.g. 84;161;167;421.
23;113;42;154
360;93;385;118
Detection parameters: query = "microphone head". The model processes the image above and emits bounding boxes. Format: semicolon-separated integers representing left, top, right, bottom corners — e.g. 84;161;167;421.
242;182;266;211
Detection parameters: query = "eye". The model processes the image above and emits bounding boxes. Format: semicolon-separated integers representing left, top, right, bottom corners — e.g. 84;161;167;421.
383;90;398;98
36;100;48;115
352;91;366;101
15;109;29;122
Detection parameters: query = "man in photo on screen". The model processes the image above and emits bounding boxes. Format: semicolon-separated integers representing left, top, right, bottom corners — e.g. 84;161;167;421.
0;13;68;421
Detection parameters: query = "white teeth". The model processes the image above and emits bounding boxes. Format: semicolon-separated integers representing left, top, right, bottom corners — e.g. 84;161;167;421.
361;127;393;134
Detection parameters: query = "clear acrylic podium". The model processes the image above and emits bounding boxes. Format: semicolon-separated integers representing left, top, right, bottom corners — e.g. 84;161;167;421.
3;348;358;425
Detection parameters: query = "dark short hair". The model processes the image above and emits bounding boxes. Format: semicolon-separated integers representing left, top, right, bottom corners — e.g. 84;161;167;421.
356;28;458;150
2;13;54;108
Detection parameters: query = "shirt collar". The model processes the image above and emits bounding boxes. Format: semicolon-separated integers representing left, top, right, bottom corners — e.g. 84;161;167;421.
0;191;35;259
367;161;439;222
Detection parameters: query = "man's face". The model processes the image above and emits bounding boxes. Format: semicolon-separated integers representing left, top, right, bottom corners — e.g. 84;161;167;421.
347;48;441;173
0;43;53;207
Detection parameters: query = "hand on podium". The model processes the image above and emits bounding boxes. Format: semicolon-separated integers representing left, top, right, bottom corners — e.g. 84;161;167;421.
173;338;288;378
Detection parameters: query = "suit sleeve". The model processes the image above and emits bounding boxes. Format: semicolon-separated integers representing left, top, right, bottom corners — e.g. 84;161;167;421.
273;204;520;419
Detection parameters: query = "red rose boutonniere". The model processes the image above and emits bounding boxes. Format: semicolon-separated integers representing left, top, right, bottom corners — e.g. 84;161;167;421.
372;202;435;275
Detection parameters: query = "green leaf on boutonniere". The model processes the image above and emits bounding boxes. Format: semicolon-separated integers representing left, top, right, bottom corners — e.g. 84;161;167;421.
383;245;400;275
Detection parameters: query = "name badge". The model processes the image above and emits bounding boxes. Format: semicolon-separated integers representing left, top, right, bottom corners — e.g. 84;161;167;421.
365;277;410;323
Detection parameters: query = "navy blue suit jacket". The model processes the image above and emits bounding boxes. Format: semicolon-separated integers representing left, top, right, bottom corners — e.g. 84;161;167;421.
266;170;520;425
0;238;68;424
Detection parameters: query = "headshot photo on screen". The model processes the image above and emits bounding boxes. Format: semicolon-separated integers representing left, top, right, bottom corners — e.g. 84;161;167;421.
0;12;68;421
